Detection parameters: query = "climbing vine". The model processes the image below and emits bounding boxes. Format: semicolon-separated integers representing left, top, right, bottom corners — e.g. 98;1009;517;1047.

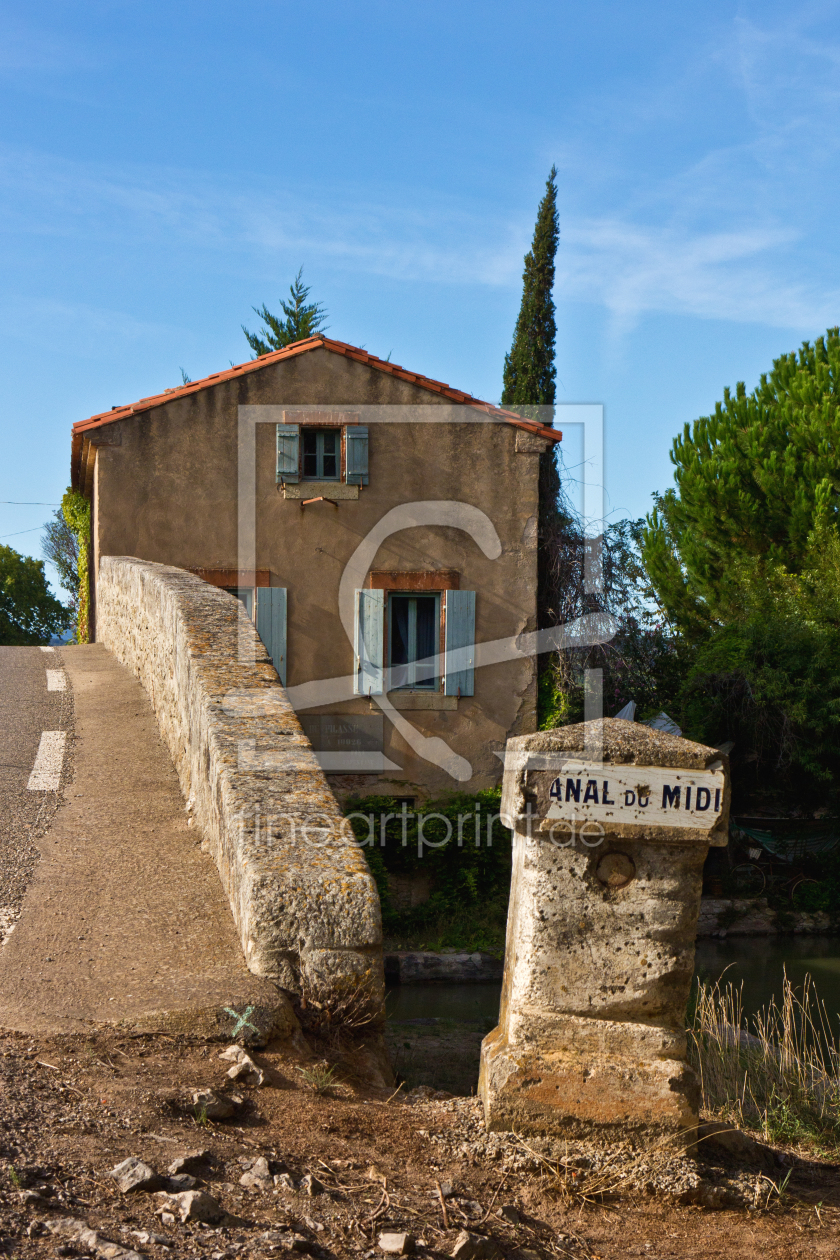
61;488;91;643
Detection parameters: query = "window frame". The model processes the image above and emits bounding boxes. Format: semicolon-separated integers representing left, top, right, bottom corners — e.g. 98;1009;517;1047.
225;585;255;620
301;426;341;482
277;416;369;487
387;591;441;692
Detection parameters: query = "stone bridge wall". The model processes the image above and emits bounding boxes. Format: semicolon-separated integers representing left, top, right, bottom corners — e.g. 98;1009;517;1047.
96;556;383;1005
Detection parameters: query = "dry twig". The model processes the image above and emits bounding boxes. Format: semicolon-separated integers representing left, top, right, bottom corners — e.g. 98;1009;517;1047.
478;1172;509;1225
435;1179;450;1229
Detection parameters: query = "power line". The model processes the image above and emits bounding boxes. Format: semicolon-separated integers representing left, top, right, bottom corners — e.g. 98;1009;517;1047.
0;501;60;505
0;526;46;540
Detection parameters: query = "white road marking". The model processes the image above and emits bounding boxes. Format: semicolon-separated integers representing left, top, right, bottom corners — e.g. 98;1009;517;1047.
27;731;67;791
46;670;67;691
40;646;55;653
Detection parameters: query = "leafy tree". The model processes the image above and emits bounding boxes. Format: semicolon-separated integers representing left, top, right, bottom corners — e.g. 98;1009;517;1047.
677;528;840;810
0;544;70;645
539;498;687;727
642;326;840;636
242;267;328;357
639;327;840;808
61;488;91;643
41;509;79;620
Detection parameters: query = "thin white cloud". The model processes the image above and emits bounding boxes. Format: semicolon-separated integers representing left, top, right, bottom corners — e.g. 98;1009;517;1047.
731;11;840;130
2;0;840;350
0;144;526;286
0;295;187;361
558;219;837;332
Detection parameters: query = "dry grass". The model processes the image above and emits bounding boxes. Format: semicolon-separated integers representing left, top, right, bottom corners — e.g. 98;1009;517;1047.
515;1130;700;1209
297;1061;341;1095
689;970;840;1153
295;959;382;1043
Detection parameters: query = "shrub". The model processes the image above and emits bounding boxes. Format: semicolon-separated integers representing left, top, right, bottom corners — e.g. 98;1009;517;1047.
345;790;512;954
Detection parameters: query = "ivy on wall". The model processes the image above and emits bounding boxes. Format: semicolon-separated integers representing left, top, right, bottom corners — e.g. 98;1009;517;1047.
61;488;91;643
344;790;513;953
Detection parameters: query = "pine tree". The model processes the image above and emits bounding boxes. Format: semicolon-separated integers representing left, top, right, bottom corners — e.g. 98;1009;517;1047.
642;326;840;636
243;267;328;357
501;166;559;414
502;167;561;640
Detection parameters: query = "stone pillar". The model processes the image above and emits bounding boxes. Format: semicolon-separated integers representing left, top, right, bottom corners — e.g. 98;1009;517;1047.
479;718;729;1141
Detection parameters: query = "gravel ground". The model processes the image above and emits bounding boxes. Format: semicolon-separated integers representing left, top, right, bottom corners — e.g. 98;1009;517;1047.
0;646;74;943
0;1027;838;1260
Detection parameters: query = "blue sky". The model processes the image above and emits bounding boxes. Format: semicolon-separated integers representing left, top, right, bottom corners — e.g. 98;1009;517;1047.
1;0;839;592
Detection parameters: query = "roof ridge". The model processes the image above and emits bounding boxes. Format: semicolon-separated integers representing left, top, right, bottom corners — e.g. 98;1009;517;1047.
71;337;561;445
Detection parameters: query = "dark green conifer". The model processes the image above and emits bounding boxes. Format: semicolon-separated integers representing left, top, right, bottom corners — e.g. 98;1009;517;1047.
243;267;328;357
502;168;561;636
501;166;559;414
642;326;840;636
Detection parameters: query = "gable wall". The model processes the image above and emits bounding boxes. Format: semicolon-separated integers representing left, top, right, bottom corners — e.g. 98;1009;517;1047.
91;348;544;798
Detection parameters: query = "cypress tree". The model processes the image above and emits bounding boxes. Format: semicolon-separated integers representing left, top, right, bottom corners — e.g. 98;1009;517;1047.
502;167;561;637
501;165;559;414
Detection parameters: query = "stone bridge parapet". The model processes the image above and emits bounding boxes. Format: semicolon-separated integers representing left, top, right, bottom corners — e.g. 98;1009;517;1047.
96;556;383;1009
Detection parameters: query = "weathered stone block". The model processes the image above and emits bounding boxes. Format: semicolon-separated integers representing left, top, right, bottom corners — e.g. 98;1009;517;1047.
479;719;729;1141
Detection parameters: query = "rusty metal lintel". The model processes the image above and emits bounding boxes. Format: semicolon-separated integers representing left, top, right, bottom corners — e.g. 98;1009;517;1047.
300;496;339;510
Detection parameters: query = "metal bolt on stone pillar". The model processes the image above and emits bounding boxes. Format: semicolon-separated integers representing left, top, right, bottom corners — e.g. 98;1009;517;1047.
479;718;729;1143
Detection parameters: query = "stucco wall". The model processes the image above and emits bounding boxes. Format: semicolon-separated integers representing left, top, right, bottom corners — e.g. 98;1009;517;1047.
91;348;545;798
96;556;384;1006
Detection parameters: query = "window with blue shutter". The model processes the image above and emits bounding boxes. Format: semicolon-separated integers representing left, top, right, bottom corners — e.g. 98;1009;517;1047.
444;590;475;696
388;594;440;689
256;587;288;687
346;426;369;485
354;589;384;695
276;424;300;483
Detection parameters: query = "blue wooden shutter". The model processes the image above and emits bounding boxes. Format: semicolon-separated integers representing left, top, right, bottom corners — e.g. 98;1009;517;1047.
345;426;369;485
444;590;475;696
276;424;300;483
354;589;384;695
256;587;288;686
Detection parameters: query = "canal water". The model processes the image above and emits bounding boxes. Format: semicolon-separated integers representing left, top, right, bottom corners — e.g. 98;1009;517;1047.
384;936;840;1093
387;936;840;1027
694;934;840;1030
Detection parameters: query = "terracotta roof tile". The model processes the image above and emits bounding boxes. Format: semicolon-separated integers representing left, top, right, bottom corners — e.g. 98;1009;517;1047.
71;336;561;487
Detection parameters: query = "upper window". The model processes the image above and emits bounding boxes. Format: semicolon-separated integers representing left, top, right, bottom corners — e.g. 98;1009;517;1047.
276;421;369;486
389;593;440;690
302;428;339;481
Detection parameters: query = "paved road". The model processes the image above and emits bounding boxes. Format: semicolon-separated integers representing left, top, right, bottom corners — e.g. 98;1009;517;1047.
0;643;280;1035
0;646;72;939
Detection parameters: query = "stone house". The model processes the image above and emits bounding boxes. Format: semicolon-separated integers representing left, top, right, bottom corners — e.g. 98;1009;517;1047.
71;336;561;801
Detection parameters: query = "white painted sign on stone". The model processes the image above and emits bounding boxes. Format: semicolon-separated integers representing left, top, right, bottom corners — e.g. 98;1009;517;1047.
542;760;725;830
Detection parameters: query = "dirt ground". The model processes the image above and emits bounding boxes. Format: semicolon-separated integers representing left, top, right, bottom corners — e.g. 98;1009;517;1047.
0;1027;838;1260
